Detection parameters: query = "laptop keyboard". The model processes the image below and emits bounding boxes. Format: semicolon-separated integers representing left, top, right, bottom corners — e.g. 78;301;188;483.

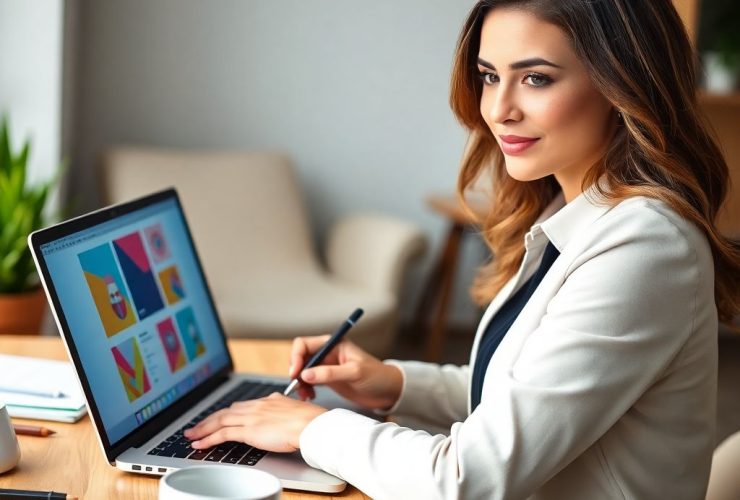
147;381;285;466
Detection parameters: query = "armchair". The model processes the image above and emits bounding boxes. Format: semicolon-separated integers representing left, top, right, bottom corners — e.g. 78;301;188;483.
100;147;426;356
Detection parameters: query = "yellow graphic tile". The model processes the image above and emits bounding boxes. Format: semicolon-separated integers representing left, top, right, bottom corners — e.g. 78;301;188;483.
85;272;136;337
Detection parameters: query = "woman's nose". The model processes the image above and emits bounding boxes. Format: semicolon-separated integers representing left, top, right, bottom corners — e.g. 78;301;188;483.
488;87;523;124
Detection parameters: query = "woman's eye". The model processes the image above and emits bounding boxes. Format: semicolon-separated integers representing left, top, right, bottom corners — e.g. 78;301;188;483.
524;73;552;87
478;71;498;85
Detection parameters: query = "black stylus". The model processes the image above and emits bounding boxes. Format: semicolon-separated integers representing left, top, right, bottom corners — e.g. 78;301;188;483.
283;308;364;397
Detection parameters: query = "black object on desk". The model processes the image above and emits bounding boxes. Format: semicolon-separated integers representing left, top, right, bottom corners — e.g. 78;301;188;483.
0;489;76;500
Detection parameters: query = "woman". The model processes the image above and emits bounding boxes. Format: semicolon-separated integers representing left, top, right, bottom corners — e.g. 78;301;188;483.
186;1;740;498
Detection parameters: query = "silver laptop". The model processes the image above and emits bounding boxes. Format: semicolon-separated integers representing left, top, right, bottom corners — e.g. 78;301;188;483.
28;188;346;493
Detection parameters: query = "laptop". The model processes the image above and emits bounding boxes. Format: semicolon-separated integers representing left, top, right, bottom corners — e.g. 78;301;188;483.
27;188;346;493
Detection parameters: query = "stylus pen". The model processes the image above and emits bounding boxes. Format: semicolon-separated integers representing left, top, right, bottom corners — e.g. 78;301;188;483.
283;308;364;397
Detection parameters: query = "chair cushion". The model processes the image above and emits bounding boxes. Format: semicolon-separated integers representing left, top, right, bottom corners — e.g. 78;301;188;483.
216;269;397;355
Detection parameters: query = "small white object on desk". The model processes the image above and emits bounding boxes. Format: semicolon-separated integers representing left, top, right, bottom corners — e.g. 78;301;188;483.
0;354;87;423
159;465;281;500
0;403;21;473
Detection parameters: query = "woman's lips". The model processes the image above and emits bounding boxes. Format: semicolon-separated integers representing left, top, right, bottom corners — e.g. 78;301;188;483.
499;135;540;155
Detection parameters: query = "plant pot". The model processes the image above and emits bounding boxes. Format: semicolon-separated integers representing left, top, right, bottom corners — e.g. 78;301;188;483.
0;288;47;335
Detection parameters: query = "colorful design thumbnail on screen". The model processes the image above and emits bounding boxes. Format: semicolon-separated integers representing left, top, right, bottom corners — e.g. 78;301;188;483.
176;307;206;361
78;243;137;337
111;336;151;402
159;265;185;305
113;232;165;320
157;317;186;373
144;223;171;264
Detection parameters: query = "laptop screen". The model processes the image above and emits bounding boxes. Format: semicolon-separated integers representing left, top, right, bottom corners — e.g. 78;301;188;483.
36;194;230;445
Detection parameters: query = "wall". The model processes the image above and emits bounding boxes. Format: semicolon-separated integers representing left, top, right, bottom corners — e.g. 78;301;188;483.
71;0;484;328
0;0;68;334
0;0;64;187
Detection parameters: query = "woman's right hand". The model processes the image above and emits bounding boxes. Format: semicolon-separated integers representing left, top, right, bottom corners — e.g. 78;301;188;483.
289;335;403;411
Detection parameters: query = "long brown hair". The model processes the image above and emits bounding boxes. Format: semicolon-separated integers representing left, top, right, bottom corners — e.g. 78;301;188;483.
451;0;740;322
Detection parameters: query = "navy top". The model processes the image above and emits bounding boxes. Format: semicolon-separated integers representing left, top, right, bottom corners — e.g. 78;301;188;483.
470;242;560;411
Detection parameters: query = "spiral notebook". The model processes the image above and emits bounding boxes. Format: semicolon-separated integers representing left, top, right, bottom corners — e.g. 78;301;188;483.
0;354;87;423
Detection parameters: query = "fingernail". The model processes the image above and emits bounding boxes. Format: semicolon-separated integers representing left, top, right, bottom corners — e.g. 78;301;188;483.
192;440;200;448
288;364;293;375
302;370;314;382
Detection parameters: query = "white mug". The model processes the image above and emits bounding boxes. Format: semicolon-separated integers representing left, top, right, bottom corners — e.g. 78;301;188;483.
0;403;21;474
159;465;281;500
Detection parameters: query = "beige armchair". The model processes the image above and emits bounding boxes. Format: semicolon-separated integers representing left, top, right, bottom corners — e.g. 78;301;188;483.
101;147;426;356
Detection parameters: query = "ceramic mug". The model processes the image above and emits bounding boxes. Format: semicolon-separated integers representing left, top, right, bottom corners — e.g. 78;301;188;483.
0;403;21;474
159;465;281;500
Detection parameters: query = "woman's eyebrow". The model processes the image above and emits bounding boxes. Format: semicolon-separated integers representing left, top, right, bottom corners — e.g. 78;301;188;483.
477;56;563;70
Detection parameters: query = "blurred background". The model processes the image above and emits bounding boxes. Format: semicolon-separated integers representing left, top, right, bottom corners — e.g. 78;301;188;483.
1;0;738;371
0;0;488;354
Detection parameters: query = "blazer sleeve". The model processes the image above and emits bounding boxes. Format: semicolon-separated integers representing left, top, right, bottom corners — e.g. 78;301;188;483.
378;360;470;429
299;205;710;500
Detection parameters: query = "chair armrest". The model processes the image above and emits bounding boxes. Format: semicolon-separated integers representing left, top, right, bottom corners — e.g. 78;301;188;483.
326;214;427;294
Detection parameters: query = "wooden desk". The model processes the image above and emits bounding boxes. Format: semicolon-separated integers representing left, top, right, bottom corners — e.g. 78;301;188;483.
0;335;369;500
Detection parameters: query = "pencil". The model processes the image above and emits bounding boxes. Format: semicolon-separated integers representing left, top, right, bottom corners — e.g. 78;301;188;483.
12;424;56;437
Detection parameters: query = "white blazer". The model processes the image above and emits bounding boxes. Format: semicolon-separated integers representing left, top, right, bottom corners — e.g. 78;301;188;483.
300;190;718;500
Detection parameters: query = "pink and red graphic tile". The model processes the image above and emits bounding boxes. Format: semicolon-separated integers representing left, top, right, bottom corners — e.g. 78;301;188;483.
113;232;164;320
157;317;186;373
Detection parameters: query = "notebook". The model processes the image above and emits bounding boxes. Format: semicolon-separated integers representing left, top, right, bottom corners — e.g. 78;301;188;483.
0;354;87;423
27;188;346;493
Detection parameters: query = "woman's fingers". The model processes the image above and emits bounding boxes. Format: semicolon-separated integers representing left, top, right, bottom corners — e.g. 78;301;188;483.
297;384;315;401
289;335;331;378
184;394;327;453
190;426;245;449
184;406;251;440
301;362;361;385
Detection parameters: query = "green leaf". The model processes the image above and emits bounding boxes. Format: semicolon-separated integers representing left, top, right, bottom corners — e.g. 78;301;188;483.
0;115;11;175
0;115;62;293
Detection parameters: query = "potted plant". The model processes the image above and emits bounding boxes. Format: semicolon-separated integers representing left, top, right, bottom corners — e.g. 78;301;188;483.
0;116;60;334
699;0;740;92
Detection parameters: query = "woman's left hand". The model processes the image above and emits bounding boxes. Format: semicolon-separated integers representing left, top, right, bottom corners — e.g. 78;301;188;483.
184;393;328;453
